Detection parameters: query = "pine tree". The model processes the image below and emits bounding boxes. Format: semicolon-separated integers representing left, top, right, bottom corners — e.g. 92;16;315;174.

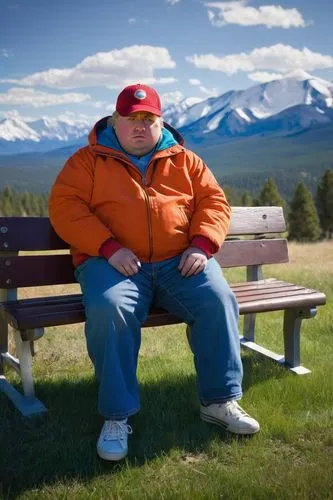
0;186;49;216
1;197;13;216
316;169;333;239
21;191;32;215
219;184;238;205
2;185;14;203
256;178;285;207
288;181;321;242
1;186;13;215
241;191;253;206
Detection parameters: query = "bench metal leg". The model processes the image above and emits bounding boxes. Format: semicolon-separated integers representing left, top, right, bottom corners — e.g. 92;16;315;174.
243;313;256;342
240;337;286;365
242;265;262;342
0;328;47;416
283;308;315;375
240;308;316;375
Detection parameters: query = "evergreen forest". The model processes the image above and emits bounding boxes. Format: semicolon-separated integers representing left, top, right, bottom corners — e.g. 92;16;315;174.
0;169;332;242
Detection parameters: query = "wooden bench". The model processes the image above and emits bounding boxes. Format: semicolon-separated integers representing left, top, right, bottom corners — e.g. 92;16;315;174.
0;207;326;416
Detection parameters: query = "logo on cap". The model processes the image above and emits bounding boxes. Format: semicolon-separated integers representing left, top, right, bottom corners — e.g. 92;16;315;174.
134;89;147;100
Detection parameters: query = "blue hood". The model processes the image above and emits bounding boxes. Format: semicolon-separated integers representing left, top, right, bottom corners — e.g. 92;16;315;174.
97;122;179;152
96;119;183;174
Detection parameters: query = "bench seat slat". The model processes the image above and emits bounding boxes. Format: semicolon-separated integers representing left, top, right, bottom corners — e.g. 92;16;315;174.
234;283;306;296
3;294;82;309
231;278;287;289
238;292;326;314
4;279;294;307
236;289;322;302
3;284;315;314
1;279;326;333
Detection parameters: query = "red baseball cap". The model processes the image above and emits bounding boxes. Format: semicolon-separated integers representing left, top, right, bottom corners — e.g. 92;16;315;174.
116;84;162;117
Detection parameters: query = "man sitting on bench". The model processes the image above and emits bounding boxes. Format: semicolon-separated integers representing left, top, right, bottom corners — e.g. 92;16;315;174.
49;83;260;462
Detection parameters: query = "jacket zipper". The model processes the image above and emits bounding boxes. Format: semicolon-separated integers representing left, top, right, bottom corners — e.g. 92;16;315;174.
142;175;154;262
95;149;155;261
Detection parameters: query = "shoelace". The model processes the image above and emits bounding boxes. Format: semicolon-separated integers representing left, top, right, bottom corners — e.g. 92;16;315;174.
222;401;249;419
103;420;133;441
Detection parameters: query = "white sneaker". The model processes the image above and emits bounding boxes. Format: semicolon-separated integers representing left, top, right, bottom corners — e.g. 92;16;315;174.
200;400;260;435
97;419;133;461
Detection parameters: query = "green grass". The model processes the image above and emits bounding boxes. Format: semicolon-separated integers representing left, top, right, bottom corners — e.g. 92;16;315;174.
1;242;333;499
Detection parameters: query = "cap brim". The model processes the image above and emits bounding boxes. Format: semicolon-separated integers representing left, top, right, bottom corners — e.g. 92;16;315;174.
118;104;162;117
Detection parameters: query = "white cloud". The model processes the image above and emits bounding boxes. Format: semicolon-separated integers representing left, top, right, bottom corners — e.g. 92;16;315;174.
92;100;109;109
167;0;181;4
0;109;100;126
120;77;177;87
0;49;12;58
0;46;176;89
0;87;91;108
189;78;201;85
161;91;184;107
186;44;333;75
128;17;149;24
248;71;283;82
205;1;307;28
198;85;219;97
105;103;115;112
189;79;218;96
91;100;116;114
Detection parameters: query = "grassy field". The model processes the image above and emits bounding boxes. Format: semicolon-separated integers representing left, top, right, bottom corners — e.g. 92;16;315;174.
0;242;333;499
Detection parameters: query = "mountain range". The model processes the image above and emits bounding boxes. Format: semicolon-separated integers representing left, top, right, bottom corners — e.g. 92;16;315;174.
0;115;91;155
1;69;333;197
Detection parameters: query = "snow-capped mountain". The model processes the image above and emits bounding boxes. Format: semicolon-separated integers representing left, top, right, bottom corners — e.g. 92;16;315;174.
163;70;333;140
1;70;333;155
0;116;40;142
0;115;91;154
163;96;214;128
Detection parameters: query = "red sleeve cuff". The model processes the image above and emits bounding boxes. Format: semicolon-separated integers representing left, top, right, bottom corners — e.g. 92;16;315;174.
99;237;123;260
191;236;218;258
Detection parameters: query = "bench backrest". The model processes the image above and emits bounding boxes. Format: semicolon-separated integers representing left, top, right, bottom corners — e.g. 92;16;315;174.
0;207;288;289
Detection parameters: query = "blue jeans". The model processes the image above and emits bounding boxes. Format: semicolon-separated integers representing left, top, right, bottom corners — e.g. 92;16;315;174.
75;255;243;419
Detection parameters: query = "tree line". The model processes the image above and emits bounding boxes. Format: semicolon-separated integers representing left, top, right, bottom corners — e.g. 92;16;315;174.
0;186;48;217
0;169;332;241
222;169;333;241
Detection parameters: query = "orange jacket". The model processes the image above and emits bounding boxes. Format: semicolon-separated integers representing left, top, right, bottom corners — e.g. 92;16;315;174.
49;118;231;267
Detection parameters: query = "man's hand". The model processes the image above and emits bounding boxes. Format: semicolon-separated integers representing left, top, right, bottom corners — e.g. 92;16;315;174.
178;246;208;277
108;248;141;276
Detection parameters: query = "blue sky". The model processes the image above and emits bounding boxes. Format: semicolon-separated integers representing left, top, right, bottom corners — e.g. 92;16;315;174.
1;0;333;123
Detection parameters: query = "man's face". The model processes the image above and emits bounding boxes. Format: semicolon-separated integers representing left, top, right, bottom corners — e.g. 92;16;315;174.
114;111;162;156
